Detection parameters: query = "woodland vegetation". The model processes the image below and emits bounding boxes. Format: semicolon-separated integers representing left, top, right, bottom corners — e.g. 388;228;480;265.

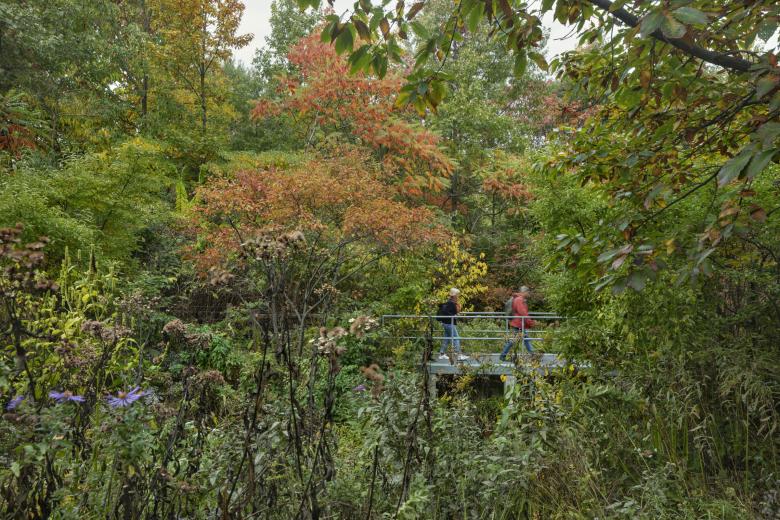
0;0;778;517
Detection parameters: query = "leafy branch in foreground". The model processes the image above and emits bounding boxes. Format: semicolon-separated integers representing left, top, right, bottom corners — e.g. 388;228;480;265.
301;0;779;288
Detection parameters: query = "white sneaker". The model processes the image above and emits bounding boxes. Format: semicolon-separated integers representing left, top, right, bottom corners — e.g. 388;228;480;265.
457;354;470;361
438;354;449;360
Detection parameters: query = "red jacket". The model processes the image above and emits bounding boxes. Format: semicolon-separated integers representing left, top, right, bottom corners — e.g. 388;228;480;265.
509;294;535;329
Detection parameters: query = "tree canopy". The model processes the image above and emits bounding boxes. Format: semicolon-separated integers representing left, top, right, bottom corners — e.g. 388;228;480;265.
0;0;777;518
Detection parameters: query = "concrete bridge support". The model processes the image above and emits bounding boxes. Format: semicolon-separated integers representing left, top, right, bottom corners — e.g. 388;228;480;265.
503;374;516;396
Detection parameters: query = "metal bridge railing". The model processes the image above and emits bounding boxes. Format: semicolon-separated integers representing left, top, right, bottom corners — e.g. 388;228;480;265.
380;313;565;343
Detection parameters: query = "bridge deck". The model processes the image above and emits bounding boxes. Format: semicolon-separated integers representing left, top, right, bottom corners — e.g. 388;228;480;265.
428;352;567;375
426;352;575;398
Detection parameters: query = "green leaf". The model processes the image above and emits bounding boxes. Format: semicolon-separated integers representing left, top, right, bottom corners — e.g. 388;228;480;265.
660;14;686;39
428;79;447;105
410;21;429;39
528;51;548;71
639;11;665;37
717;150;752;187
466;3;483;33
756;76;778;100
513;52;527;76
597;248;619;263
10;462;20;478
627;271;646;291
608;0;630;12
611;277;627;295
372;54;388;77
335;26;354;54
541;0;555;12
672;7;709;26
369;10;384;32
321;21;337;43
756;122;780;147
745;149;776;180
348;45;372;74
696;247;716;266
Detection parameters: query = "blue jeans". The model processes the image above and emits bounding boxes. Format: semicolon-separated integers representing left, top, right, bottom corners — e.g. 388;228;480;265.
440;323;461;354
500;327;533;359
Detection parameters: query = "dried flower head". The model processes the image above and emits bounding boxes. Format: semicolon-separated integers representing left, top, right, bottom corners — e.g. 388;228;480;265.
359;364;385;398
163;319;187;341
81;320;131;343
349;315;379;338
313;326;348;356
207;266;235;286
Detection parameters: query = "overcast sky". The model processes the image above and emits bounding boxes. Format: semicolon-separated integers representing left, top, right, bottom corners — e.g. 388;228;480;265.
233;0;580;66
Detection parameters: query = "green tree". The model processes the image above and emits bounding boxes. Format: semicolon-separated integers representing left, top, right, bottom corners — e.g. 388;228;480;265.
0;0;148;153
303;0;780;283
252;0;321;91
414;0;550;222
0;138;174;262
153;0;251;133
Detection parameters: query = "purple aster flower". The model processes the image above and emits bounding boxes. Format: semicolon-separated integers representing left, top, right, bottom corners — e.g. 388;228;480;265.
352;384;367;393
6;395;24;410
49;390;85;403
107;387;145;408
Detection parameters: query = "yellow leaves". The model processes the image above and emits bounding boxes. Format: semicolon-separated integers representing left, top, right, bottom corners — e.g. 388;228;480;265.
454;373;474;392
431;239;488;310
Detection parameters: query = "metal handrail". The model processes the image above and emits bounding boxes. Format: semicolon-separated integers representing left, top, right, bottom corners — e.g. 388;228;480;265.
380;313;565;342
381;314;565;321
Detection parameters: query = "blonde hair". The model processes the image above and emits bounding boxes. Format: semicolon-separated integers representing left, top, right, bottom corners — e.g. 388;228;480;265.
448;287;461;297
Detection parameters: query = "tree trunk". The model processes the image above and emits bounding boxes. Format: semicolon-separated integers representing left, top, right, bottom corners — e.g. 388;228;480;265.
200;66;207;132
141;75;148;118
141;0;150;120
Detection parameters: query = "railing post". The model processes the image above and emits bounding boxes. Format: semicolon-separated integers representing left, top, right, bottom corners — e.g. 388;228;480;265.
519;316;525;359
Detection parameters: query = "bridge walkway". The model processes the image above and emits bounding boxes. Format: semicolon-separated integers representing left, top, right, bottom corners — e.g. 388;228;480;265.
381;312;580;398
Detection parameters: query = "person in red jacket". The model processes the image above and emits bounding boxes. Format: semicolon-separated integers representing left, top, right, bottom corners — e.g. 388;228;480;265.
500;286;536;361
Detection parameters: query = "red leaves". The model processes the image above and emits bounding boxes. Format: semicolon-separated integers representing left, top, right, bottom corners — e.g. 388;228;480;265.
187;147;447;272
252;33;453;194
482;177;531;201
0;124;37;158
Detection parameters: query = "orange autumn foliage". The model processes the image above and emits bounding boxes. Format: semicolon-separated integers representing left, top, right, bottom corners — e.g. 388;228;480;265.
251;33;454;196
188;147;447;272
